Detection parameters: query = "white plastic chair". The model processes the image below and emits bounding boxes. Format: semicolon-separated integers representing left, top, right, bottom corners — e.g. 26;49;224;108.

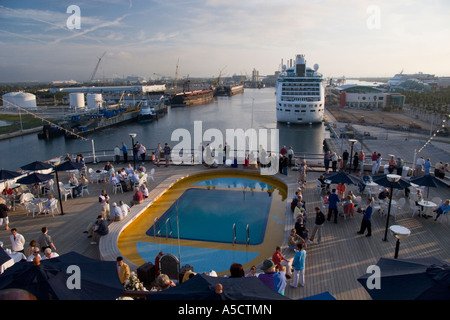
148;168;155;182
436;209;449;223
26;202;40;218
113;182;123;194
80;184;89;197
394;197;407;220
47;199;59;217
59;183;72;201
431;197;442;207
89;168;101;184
409;198;421;218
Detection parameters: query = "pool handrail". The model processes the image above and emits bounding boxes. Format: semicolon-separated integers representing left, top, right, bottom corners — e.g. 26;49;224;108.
246;224;250;245
165;217;172;238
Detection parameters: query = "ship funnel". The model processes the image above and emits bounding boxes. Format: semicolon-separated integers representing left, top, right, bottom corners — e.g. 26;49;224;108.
295;54;306;77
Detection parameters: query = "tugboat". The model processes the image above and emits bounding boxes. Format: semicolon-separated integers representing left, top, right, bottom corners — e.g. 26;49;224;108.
138;96;164;122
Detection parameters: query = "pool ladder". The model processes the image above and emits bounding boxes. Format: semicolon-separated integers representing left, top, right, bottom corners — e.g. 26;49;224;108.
165;218;173;238
152;217;173;239
153;217;161;238
232;223;250;245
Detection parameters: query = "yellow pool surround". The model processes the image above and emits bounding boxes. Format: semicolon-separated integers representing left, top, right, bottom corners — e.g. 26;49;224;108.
117;170;288;274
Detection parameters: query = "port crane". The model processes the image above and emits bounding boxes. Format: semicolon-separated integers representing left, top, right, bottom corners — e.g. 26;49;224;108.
89;51;106;83
173;58;179;95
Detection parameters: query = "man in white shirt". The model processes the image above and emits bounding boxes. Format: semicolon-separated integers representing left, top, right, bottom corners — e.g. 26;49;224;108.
41;248;59;260
415;156;425;177
9;228;25;253
99;190;110;219
119;200;130;217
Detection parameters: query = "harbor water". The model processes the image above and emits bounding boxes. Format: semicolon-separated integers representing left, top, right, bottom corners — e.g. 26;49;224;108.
0;88;328;170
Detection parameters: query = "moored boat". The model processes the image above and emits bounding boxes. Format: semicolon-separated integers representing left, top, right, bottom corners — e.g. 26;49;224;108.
137;96;164;122
214;84;244;97
170;89;214;107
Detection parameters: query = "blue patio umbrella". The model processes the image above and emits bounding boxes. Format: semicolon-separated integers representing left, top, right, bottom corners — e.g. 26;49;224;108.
0;246;12;267
148;273;291;300
410;175;448;198
324;171;363;185
0;169;21;182
300;291;337;300
20;161;53;172
0;252;124;300
371;174;411;189
357;257;450;300
16;173;54;185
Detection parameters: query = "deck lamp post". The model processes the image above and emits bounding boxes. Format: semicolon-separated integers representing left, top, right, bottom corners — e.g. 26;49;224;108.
129;133;137;170
382;174;401;242
348;139;357;173
389;225;411;259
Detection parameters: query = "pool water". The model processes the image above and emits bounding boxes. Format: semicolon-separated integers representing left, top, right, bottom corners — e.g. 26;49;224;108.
192;177;274;191
117;171;287;274
146;188;272;245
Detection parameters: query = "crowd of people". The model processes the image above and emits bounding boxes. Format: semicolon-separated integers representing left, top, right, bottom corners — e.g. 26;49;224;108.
0;226;59;266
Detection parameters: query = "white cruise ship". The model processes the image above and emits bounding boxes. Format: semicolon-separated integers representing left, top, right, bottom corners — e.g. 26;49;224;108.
387;71;436;86
276;54;325;124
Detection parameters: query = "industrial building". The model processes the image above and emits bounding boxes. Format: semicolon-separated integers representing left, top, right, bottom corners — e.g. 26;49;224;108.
49;84;166;94
337;84;405;109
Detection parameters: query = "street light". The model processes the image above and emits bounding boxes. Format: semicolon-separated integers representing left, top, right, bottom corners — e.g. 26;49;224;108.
389;225;411;259
348;139;357;173
382;174;401;241
129;133;137;170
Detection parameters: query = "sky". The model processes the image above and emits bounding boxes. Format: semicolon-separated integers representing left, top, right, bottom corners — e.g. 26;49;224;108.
0;0;449;83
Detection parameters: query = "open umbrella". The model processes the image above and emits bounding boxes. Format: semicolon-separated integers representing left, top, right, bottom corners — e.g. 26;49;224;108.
0;246;13;267
16;173;54;185
357;257;450;300
0;169;21;182
300;291;337;300
20;161;53;172
371;174;411;189
324;171;363;185
53;161;85;215
0;251;124;300
147;273;291;300
410;175;448;198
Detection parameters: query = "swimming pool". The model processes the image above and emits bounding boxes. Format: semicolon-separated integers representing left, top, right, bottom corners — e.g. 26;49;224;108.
146;188;272;245
118;171;287;274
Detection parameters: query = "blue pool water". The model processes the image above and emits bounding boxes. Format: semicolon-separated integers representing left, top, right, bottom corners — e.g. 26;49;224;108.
146;187;273;245
193;177;274;190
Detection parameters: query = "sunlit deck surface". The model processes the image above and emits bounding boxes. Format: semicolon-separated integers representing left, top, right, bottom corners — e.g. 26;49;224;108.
1;162;449;300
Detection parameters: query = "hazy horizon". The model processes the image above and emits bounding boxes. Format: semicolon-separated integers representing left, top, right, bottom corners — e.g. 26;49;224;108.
1;0;449;83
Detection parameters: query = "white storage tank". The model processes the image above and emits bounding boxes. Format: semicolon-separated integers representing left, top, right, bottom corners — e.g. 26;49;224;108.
2;92;37;110
86;93;103;110
69;92;85;110
2;92;19;109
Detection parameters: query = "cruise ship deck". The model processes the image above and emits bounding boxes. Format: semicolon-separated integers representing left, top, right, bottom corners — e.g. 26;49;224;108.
1;161;449;300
